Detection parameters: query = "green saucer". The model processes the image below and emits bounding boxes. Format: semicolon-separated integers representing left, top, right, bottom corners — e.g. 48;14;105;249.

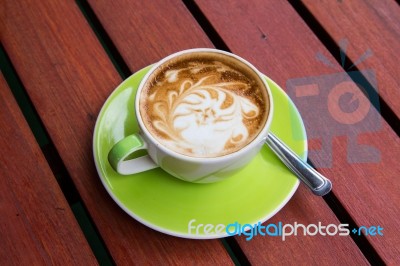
93;66;307;239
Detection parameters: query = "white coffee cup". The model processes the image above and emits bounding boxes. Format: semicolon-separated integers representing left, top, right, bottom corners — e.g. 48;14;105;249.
108;48;273;183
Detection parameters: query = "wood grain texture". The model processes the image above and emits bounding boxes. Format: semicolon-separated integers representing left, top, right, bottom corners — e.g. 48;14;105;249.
87;0;370;265
194;0;400;264
0;74;97;264
2;0;232;264
87;0;213;71
302;0;400;118
235;186;367;266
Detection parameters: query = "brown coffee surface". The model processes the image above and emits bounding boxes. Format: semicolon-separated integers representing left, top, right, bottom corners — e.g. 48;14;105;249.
140;52;270;157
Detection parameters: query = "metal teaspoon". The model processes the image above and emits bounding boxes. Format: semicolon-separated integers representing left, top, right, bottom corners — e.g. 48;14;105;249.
265;132;332;196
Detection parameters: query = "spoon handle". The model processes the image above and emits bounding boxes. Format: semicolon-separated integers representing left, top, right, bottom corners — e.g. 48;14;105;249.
265;133;332;196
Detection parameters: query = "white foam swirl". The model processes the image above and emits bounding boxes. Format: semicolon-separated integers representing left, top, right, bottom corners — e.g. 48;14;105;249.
149;65;260;157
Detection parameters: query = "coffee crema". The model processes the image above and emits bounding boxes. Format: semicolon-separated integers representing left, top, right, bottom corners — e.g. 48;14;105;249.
139;52;270;157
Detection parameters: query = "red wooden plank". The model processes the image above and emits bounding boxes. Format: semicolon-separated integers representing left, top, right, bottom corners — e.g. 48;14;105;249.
87;0;369;264
302;0;400;118
194;0;400;264
0;74;97;264
2;0;233;264
87;0;213;71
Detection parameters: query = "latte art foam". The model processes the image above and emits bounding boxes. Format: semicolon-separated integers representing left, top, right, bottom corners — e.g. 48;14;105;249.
140;53;269;157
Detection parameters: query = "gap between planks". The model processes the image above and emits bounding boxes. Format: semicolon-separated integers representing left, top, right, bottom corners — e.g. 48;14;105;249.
0;44;115;266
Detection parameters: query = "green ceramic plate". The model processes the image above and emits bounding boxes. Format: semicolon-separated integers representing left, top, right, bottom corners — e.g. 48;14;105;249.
93;66;307;239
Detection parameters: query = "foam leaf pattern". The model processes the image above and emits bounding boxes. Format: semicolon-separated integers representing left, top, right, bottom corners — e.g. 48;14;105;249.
150;70;260;157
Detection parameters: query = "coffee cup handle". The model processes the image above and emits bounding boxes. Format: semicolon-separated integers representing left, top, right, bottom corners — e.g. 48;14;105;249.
108;134;158;175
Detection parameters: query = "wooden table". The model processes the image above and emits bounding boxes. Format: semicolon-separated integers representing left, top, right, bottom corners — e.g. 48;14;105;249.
1;0;399;264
